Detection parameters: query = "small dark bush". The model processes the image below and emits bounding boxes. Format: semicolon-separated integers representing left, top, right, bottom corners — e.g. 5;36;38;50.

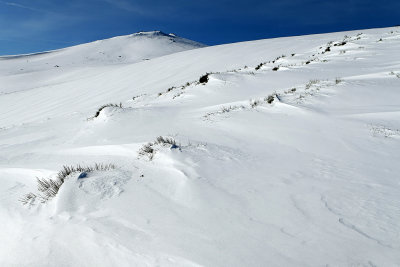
272;67;279;71
250;99;261;108
221;106;233;113
199;73;209;84
255;63;264;70
334;41;346;46
325;47;331;52
265;95;275;104
335;78;343;84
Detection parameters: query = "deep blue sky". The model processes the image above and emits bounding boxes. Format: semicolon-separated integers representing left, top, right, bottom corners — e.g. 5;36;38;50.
0;0;399;55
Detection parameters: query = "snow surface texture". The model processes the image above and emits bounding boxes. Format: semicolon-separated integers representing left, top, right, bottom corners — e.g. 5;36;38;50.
0;28;400;266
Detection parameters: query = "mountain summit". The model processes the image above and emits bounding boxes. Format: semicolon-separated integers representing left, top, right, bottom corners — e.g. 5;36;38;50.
0;31;206;74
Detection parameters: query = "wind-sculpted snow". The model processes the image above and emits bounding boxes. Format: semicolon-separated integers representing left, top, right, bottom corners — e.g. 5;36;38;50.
0;27;400;266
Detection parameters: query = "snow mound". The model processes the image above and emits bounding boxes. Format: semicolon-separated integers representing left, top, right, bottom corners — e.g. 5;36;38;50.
56;169;131;214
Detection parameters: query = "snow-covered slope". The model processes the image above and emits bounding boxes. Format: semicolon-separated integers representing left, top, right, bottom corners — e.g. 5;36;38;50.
0;27;400;266
0;31;205;94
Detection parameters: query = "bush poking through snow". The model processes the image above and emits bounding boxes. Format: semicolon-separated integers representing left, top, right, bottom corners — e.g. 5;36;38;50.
389;71;400;78
199;73;209;84
138;136;179;160
221;106;234;113
265;95;275;104
334;41;347;46
371;125;400;138
204;105;245;119
285;88;296;93
272;67;279;71
250;99;261;108
20;163;116;205
89;103;123;119
305;79;320;90
19;192;37;205
335;77;343;84
255;63;265;70
155;136;177;146
138;143;155;160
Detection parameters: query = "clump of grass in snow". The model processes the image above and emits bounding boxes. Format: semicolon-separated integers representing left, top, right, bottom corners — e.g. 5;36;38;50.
335;77;343;84
371;125;400;138
333;41;347;46
138;143;155;160
265;95;275;104
389;71;400;78
305;79;320;90
255;62;265;70
204;105;245;119
220;106;236;113
20;193;37;205
155;136;177;146
89;103;123;119
138;136;179;160
250;99;261;108
285;88;296;94
250;94;275;107
20;163;116;205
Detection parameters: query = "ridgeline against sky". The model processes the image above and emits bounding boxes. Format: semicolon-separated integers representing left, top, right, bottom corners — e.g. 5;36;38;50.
0;0;399;55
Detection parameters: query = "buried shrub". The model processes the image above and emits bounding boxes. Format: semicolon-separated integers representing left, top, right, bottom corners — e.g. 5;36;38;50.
255;62;265;70
250;99;261;108
138;143;155;160
250;95;275;108
20;163;116;205
335;77;343;84
19;192;37;205
203;105;245;119
265;95;275;104
199;73;210;84
334;41;347;46
272;67;279;71
305;79;320;90
138;136;179;160
155;136;177;146
389;71;400;78
89;103;123;119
